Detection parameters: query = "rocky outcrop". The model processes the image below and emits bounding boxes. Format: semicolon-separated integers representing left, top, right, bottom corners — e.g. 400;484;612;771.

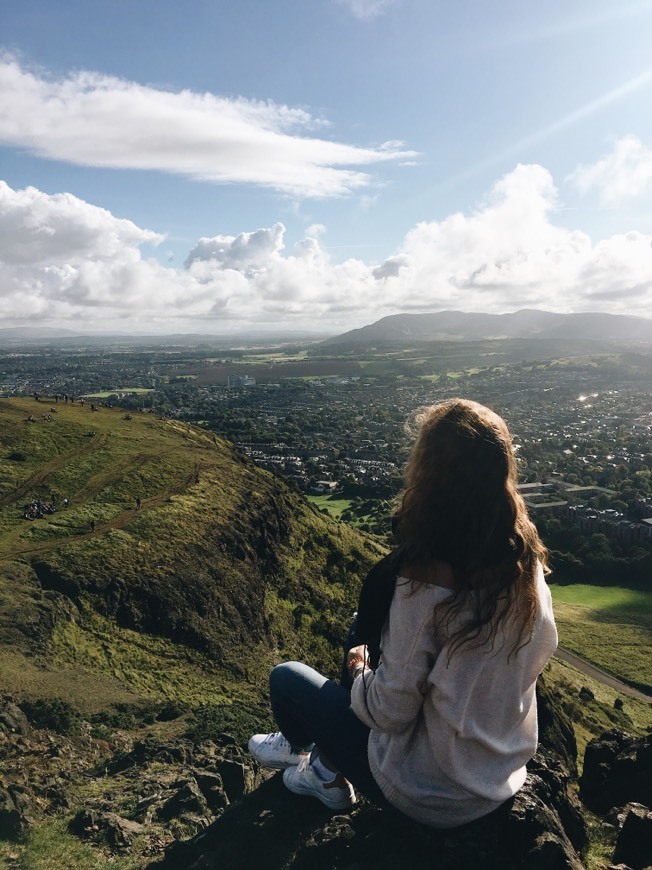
3;684;650;868
612;803;652;870
580;729;651;813
580;730;652;870
151;676;587;870
0;786;24;839
0;698;30;737
69;809;145;850
152;758;584;870
0;695;261;857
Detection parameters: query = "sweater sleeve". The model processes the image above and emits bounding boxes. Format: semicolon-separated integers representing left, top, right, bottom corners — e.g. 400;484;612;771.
351;583;444;733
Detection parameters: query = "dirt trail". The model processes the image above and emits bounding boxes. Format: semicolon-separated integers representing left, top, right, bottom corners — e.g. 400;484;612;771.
0;432;109;508
555;645;651;703
0;465;204;560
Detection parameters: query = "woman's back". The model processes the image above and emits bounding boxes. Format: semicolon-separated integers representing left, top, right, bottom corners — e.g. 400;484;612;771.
350;563;558;828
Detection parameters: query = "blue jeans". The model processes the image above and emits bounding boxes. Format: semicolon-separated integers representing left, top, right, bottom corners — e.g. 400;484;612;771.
270;661;387;805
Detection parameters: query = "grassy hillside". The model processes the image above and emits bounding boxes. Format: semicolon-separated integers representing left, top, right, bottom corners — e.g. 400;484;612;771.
550;583;651;694
0;397;383;717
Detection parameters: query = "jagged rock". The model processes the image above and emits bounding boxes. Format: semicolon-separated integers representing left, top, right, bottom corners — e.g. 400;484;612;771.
105;736;195;774
153;755;585;870
149;678;587;870
69;808;144;849
194;770;229;812
7;786;35;828
69;808;101;836
612;803;652;870
101;813;145;850
157;780;209;821
580;730;652;813
44;784;72;810
0;787;22;839
133;792;164;823
520;757;587;856
0;699;31;736
216;759;254;803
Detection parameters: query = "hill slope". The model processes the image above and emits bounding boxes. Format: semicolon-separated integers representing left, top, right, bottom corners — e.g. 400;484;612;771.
0;397;383;713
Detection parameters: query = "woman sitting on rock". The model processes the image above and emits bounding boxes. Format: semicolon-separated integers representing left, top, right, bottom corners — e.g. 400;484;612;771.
249;398;558;827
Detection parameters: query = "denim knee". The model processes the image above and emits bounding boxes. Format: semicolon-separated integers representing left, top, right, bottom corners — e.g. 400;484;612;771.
269;661;298;699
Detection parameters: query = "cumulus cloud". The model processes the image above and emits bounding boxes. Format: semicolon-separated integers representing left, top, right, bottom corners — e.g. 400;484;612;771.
0;55;415;198
185;224;286;272
2;166;652;333
0;180;162;266
571;135;652;203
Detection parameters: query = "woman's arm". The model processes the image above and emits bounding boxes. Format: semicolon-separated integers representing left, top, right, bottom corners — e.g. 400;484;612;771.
350;585;439;734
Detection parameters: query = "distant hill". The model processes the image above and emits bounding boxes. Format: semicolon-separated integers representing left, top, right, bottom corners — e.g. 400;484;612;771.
0;327;328;347
324;309;652;346
0;326;80;341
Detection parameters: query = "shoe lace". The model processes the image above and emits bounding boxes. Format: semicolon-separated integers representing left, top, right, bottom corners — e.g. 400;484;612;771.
263;732;288;749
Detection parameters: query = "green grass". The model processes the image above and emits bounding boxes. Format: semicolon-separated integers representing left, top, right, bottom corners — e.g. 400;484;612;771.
305;495;352;518
0;818;141;870
50;611;251;709
550;583;651;614
0;397;383;720
550;583;652;692
82;389;154;397
240;351;308;362
550;656;650;730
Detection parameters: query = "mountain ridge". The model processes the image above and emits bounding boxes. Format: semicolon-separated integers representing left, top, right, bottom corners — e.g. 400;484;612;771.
324;309;652;345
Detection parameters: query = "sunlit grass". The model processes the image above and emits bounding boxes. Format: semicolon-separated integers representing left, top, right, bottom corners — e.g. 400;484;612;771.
550;583;652;691
0;818;141;870
82;388;154;398
306;495;352;518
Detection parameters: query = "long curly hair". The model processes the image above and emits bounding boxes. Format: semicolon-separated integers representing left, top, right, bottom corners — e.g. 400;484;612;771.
393;398;548;658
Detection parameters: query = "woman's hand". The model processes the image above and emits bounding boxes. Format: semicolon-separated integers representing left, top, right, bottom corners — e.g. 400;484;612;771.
347;645;370;679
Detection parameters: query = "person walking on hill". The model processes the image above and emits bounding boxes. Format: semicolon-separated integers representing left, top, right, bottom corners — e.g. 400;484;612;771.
249;399;558;825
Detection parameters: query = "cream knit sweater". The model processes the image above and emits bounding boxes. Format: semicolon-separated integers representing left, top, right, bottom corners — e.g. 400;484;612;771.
350;565;558;828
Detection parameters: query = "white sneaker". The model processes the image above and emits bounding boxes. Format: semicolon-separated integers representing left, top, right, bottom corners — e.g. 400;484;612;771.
282;757;356;810
248;732;310;769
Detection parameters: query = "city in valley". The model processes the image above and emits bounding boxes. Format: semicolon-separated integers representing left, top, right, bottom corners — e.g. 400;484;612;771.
4;330;651;584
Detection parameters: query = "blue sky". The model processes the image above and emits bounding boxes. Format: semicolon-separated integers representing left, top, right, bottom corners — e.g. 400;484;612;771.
2;0;652;334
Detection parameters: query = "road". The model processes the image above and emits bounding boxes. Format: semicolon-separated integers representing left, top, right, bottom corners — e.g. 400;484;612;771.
555;646;651;703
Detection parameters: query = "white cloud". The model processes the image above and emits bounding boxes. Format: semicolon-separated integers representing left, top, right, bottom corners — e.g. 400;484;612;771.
336;0;400;20
0;180;162;266
305;223;327;238
571;135;652;203
2;166;652;334
0;55;415;198
382;164;652;313
185;225;286;272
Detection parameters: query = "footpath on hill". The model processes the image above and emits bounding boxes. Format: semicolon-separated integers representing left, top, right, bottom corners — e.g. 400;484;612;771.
555;645;651;702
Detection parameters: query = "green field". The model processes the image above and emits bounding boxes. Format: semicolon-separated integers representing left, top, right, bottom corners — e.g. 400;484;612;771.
82;388;154;398
240;351;308;362
550;583;651;693
306;494;352;518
